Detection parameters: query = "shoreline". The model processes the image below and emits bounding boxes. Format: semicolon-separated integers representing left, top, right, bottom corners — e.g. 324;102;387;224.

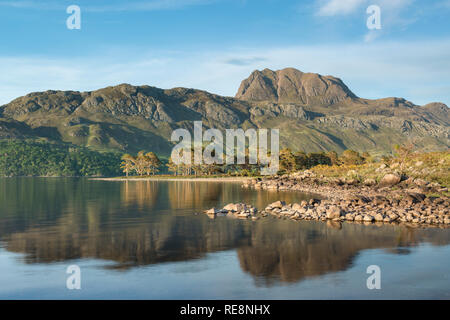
91;176;254;182
234;172;450;227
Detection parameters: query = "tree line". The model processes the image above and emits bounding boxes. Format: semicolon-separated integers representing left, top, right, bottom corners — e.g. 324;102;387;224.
120;151;162;176
278;149;375;174
0;139;122;177
120;148;377;177
0;139;411;178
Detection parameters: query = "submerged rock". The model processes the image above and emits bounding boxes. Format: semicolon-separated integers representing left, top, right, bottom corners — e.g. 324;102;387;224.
206;203;258;219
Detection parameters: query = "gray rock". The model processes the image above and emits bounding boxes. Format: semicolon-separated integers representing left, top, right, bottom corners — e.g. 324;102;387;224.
205;208;220;215
414;178;428;186
326;205;344;219
363;178;376;186
268;200;286;209
345;213;354;221
378;173;401;188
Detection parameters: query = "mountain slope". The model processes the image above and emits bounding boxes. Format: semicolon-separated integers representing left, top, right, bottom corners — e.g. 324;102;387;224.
0;68;448;156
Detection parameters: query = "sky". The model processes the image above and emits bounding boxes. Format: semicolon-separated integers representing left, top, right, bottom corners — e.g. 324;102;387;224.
0;0;449;106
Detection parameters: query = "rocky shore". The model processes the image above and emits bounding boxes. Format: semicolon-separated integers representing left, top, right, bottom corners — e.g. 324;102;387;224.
204;170;450;228
243;169;448;199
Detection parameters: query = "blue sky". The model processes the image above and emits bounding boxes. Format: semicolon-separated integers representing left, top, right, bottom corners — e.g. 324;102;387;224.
0;0;449;105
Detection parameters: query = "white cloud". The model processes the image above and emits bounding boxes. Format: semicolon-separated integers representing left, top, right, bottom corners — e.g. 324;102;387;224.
317;0;366;16
317;0;414;16
86;0;215;12
0;1;62;10
1;40;449;106
0;0;215;11
363;0;416;41
315;0;416;42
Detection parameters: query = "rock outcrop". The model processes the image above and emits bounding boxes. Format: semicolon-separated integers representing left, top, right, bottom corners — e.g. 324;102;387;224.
235;68;357;104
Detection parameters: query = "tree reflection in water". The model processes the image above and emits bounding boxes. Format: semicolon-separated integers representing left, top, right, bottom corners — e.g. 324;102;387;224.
0;178;449;285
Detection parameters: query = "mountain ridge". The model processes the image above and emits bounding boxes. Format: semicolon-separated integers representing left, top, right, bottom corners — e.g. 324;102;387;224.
0;67;448;156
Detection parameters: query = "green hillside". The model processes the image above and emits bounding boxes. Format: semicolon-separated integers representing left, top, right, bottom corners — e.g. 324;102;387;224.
0;67;448;176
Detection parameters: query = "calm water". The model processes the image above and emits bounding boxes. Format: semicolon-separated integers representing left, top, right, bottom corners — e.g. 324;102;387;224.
0;178;449;300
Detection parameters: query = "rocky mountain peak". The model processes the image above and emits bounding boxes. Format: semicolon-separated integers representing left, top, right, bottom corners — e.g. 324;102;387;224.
235;67;357;105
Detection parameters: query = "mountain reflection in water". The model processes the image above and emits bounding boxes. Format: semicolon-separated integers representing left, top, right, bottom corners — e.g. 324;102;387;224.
0;178;449;287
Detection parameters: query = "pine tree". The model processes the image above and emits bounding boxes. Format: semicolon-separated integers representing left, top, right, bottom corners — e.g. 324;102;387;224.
144;152;162;175
120;154;136;177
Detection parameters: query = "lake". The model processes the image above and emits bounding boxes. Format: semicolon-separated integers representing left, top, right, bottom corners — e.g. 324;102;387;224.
0;178;449;299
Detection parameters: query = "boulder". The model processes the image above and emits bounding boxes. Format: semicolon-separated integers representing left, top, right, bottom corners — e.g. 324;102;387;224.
235;203;250;212
378;173;401;188
223;203;238;212
205;208;219;215
249;206;258;214
346;178;358;186
268;200;286;209
309;198;321;205
404;192;426;204
389;213;399;221
326;205;344;219
372;195;388;205
363;178;376;186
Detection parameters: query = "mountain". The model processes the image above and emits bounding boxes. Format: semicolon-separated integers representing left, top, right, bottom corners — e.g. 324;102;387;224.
0;68;448;157
235;68;357;104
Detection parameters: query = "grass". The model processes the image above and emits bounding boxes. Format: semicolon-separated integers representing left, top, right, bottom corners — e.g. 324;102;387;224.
310;151;450;189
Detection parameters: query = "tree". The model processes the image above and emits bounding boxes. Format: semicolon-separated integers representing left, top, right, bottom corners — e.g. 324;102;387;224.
134;151;147;176
340;150;364;165
167;157;180;176
144;152;162;175
326;151;340;166
0;140;122;177
294;151;308;170
279;148;296;173
394;142;415;171
362;152;374;164
307;153;332;167
120;154;135;177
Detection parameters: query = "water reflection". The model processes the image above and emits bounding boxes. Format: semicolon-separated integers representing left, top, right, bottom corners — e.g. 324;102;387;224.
0;178;449;285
